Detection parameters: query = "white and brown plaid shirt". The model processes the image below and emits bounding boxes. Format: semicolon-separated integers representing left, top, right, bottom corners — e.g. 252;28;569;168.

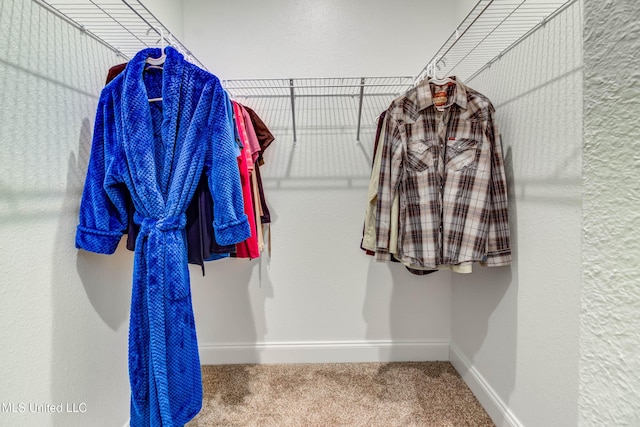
375;78;511;268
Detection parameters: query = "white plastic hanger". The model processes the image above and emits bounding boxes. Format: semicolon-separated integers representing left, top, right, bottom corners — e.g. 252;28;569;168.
145;26;167;67
146;26;166;102
428;56;455;86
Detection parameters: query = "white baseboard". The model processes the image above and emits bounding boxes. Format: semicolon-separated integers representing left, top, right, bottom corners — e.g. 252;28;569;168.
449;343;522;427
199;340;449;365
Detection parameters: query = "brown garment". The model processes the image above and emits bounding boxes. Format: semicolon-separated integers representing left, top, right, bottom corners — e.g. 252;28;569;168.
105;63;127;84
241;104;275;223
243;105;275;165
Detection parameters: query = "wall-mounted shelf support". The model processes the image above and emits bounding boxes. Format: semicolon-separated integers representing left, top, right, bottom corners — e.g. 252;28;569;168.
356;78;366;142
289;79;298;145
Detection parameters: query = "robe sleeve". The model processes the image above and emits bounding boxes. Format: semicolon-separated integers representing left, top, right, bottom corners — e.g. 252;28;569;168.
75;95;128;254
204;82;251;246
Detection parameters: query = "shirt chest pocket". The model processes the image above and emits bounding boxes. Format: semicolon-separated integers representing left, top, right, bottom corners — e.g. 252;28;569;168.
446;138;480;171
406;137;435;172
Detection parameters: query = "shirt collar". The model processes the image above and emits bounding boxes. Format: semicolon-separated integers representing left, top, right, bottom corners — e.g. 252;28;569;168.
415;76;468;111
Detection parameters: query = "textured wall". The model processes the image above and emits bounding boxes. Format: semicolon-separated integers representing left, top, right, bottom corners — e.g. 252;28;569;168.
450;2;583;426
0;1;129;426
581;0;640;424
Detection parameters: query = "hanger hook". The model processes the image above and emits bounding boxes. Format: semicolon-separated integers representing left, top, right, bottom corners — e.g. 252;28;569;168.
433;56;446;79
146;25;167;51
430;56;440;77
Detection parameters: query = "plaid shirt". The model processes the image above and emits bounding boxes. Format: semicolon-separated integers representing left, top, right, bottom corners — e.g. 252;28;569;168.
375;78;511;268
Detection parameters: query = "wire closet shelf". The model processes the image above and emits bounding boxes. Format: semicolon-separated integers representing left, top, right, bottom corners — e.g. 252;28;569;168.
35;0;575;143
35;0;206;69
35;0;576;89
418;0;578;83
222;77;415;143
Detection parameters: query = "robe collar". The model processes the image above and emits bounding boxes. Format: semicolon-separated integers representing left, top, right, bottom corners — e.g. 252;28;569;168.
121;46;185;216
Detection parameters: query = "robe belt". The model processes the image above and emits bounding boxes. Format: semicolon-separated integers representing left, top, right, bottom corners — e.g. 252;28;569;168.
130;210;194;427
133;212;187;233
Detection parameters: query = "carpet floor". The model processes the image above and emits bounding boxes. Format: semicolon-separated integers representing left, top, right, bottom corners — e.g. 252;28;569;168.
186;361;494;427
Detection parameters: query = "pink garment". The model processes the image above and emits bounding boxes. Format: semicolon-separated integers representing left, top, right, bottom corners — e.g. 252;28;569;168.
238;104;262;166
232;101;260;259
234;103;255;173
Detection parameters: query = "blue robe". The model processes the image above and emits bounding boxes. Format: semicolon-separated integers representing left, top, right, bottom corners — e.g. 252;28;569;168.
76;47;250;426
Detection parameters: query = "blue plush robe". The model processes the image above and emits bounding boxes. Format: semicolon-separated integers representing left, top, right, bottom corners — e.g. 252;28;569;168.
76;47;250;426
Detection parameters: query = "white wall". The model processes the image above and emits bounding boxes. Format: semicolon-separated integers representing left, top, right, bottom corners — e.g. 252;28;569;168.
449;2;583;426
454;0;479;24
143;0;184;40
183;0;459;79
581;0;640;425
0;1;129;426
181;0;463;364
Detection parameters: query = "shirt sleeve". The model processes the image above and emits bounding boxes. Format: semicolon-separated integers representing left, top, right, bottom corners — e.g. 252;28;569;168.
374;114;404;262
205;84;251;246
75;96;128;254
482;107;512;266
362;114;388;252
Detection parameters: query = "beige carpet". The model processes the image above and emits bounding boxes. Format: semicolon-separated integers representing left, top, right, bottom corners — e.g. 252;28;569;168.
187;361;494;427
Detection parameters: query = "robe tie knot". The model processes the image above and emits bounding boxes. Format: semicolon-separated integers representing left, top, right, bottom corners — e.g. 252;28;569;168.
134;212;187;233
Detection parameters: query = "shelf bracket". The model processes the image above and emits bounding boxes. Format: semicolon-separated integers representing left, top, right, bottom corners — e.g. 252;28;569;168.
356;77;365;142
289;79;297;144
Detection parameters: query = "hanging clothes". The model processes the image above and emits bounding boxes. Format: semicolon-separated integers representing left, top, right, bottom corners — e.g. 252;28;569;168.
238;103;267;252
242;105;274;228
105;62;127;84
228;101;276;258
106;62;239;273
362;111;389;255
76;47;251;427
232;101;260;259
375;77;511;270
244;105;275;165
361;111;436;276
